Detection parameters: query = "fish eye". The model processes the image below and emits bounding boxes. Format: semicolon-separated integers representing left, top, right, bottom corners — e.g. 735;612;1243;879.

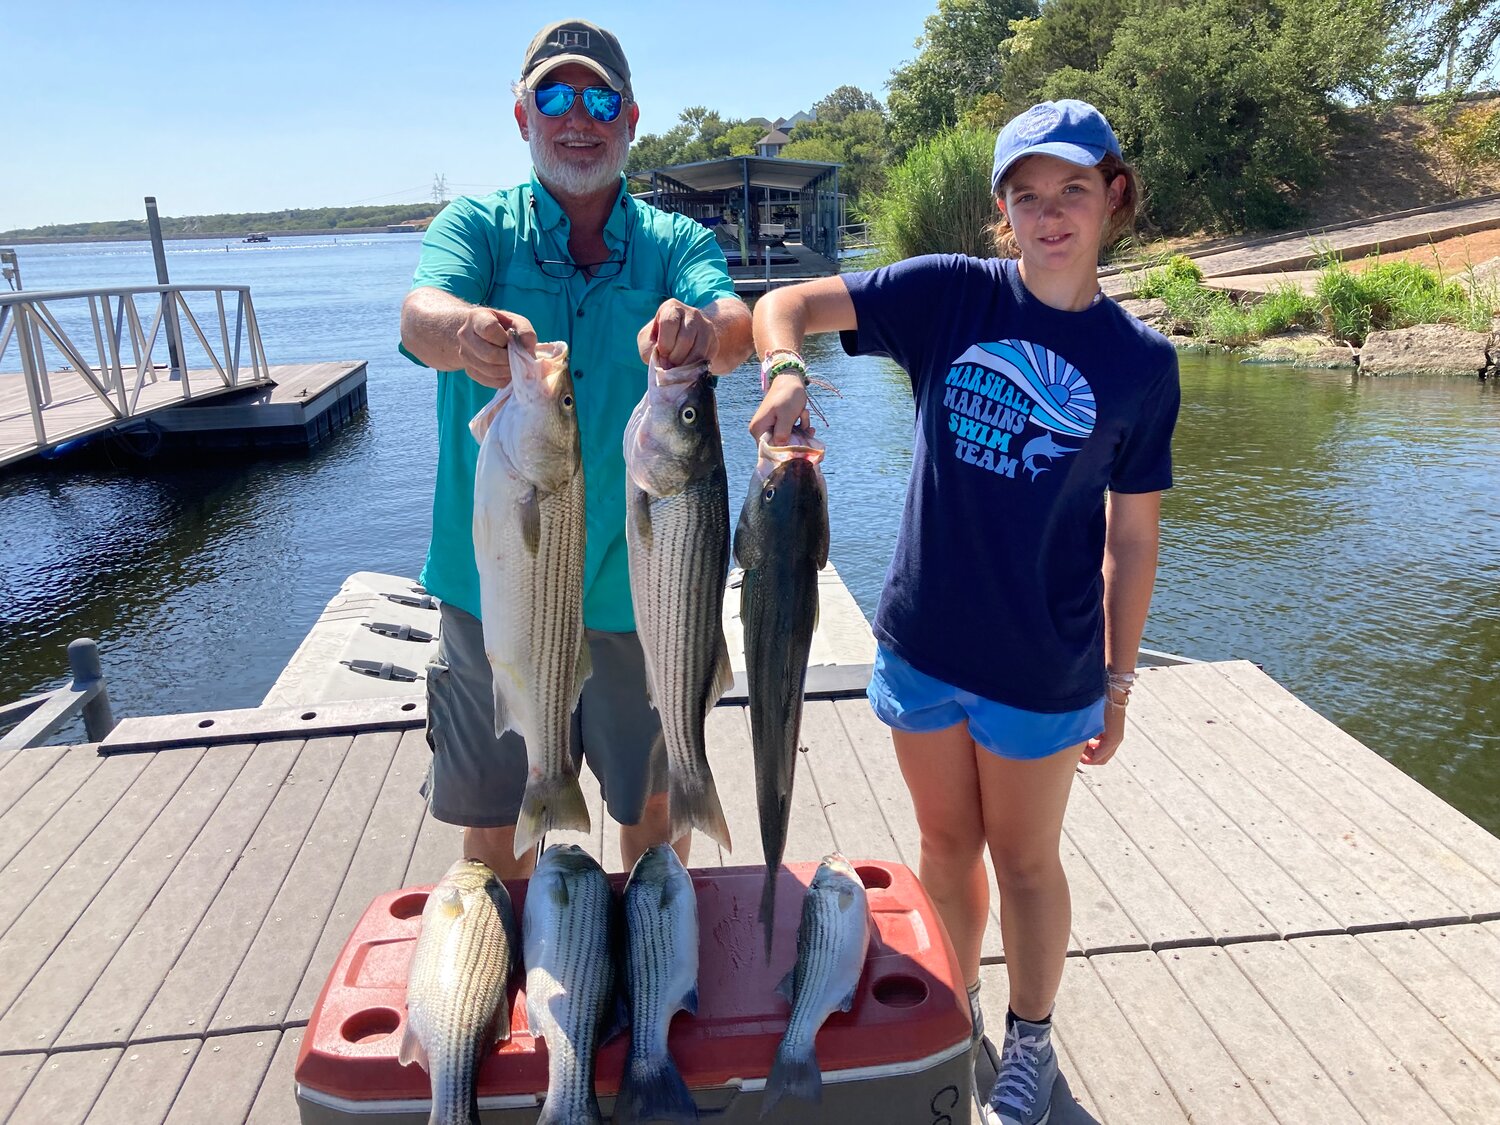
762;485;775;502
681;406;697;424
562;394;574;409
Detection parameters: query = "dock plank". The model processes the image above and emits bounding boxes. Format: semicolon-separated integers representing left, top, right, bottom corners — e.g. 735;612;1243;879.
0;748;151;940
1226;939;1450;1120
1046;956;1190;1125
1140;670;1458;928
133;736;351;1041
0;746;102;873
798;699;904;862
84;1038;199;1124
1422;922;1500;1006
1114;712;1342;938
1047;1027;1104;1124
245;1027;302;1125
212;731;399;1033
1158;946;1366;1125
7;1046;119;1124
704;704;761;868
0;747;201;1020
0;744;67;820
164;1030;281;1125
287;729;429;1023
56;740;299;1051
1294;932;1500;1124
1177;661;1500;918
1210;660;1500;890
1092;951;1279;1124
403;805;463;887
0;1053;44;1121
0;744;249;1053
1074;744;1273;943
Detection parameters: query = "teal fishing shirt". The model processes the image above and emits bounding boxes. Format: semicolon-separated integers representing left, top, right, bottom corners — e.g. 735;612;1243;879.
402;174;736;631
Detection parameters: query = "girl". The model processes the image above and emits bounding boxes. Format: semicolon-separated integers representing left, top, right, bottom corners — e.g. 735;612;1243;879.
748;99;1179;1125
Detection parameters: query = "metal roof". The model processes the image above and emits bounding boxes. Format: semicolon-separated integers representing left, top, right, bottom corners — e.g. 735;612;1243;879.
651;155;840;193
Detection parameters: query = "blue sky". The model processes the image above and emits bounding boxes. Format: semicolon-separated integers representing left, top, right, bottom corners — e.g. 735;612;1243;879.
6;1;933;229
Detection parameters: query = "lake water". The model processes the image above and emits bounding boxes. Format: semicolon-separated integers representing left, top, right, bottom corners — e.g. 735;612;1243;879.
3;235;1498;835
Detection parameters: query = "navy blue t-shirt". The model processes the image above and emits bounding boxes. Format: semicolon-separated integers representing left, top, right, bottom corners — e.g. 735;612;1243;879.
842;255;1180;712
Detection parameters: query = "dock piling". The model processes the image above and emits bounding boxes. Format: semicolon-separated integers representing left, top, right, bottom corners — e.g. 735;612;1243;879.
68;637;116;742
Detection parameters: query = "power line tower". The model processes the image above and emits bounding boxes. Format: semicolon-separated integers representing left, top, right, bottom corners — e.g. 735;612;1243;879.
431;174;449;206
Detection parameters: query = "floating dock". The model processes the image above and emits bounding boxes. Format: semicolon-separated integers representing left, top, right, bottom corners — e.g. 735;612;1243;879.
1;577;1498;1122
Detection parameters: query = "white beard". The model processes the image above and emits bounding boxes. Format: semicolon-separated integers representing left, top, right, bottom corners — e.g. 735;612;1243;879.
531;127;628;198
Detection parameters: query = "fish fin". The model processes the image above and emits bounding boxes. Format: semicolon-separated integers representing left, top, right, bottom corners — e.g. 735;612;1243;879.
775;967;796;1006
839;982;859;1013
706;632;734;712
681;985;699;1017
758;866;778;964
517;486;541;555
668;765;732;852
632;488;654;551
762;1044;821;1115
397;1021;428;1071
494;998;512;1044
618;1050;698;1124
572;638;593;711
434;885;465;919
468;387;510;444
512;774;591;858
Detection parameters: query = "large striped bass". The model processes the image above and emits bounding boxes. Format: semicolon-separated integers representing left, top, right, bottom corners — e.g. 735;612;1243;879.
523;844;616;1125
623;358;733;850
617;844;699;1124
399;859;516;1125
763;853;870;1115
733;430;828;960
470;336;591;858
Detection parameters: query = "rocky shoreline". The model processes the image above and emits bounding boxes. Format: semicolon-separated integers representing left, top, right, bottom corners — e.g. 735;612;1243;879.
1120;297;1498;379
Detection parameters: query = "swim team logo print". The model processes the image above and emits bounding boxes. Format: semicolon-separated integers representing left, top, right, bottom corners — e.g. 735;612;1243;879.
941;341;1095;481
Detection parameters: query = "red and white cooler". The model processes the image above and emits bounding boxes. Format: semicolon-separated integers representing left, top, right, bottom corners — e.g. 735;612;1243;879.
295;860;973;1123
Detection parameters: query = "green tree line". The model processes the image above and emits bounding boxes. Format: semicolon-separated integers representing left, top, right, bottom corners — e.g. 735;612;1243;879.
1;203;439;241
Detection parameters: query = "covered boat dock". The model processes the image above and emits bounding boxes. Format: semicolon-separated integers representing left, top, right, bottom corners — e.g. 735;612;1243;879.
640;155;843;294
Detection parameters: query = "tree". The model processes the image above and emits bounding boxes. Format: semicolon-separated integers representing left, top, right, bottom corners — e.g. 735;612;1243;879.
1386;2;1500;94
627;108;766;177
886;0;1039;155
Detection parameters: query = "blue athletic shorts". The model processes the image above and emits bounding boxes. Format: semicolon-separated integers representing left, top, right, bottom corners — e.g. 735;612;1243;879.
867;644;1105;761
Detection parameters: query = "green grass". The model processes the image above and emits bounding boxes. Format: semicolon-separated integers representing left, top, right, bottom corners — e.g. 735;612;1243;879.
1129;252;1493;346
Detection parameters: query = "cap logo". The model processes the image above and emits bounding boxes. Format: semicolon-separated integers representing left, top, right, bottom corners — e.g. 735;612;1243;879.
553;29;590;48
1015;105;1062;143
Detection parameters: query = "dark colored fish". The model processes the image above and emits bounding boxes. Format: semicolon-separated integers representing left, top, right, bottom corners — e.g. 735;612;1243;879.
733;430;829;960
399;859;516;1125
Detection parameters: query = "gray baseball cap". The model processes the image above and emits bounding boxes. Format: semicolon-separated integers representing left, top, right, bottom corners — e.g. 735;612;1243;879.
521;19;633;101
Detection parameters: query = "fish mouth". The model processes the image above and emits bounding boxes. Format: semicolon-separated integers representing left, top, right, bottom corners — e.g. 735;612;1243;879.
757;430;826;465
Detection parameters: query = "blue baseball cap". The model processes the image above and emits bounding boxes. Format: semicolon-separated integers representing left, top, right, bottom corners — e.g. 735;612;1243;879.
991;99;1122;193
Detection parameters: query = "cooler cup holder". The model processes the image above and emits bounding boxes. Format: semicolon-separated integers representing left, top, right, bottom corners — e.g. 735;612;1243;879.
872;973;929;1009
340;1007;402;1044
856;865;893;891
389;891;428;920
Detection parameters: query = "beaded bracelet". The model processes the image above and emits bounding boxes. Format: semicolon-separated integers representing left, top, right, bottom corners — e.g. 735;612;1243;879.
1106;668;1137;707
759;349;809;391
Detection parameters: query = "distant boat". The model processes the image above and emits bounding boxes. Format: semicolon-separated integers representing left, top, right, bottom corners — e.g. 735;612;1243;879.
242;233;270;243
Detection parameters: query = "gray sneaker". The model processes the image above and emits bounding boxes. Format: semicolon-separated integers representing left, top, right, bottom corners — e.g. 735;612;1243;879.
986;1014;1058;1125
969;988;998;1119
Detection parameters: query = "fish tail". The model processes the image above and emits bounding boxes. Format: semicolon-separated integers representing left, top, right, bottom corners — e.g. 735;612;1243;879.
669;766;732;852
761;1043;821;1116
512;773;591;858
758;865;777;963
618;1050;699;1124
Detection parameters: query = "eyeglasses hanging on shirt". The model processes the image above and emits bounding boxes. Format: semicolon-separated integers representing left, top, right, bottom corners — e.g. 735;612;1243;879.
532;247;628;279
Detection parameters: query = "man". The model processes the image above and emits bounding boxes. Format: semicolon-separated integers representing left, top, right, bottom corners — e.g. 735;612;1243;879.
399;18;752;879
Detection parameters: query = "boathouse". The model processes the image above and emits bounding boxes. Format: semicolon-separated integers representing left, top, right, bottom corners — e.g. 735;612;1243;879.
639;155;843;293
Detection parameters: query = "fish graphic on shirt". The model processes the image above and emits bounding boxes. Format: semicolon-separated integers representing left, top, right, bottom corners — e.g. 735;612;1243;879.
1021;432;1079;479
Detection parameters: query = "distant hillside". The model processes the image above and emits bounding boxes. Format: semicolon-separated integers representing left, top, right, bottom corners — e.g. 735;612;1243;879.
0;203;441;242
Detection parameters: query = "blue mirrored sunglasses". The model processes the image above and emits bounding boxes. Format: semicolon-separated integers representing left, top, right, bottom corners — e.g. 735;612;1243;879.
532;82;623;123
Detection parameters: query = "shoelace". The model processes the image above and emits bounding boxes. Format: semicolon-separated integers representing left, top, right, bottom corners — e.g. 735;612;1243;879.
990;1030;1047;1112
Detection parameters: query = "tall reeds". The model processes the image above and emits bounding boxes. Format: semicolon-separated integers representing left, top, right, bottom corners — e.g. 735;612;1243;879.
866;127;998;265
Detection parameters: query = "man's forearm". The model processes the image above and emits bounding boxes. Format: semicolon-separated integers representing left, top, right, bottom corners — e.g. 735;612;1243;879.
401;287;474;371
702;297;754;374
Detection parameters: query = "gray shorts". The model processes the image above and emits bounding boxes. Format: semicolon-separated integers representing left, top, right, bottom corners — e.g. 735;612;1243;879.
422;602;666;829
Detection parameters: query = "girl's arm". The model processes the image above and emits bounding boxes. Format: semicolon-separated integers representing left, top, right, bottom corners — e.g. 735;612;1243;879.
1084;489;1162;765
748;276;858;445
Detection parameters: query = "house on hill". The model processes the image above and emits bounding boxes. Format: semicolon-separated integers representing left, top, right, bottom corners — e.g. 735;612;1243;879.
756;128;791;158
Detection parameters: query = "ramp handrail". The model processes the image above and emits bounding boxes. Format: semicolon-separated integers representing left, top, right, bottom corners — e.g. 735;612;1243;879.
0;283;270;455
0;638;116;752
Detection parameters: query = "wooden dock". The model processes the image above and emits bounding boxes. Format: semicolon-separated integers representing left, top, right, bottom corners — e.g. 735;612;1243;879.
1;658;1498;1122
0;363;366;467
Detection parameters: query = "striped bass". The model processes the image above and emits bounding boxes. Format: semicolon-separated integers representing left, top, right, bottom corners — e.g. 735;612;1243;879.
617;844;700;1124
733;429;828;960
399;859;516;1125
470;336;591;858
762;853;870;1116
523;844;616;1125
622;358;733;850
